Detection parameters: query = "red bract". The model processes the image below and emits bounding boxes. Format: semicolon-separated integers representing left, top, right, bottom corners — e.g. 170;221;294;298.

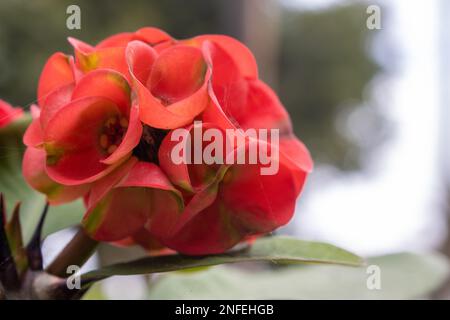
126;40;212;129
0;99;23;128
22;27;313;255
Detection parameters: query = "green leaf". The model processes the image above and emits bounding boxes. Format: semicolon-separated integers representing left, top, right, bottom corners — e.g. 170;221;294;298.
0;116;84;243
146;252;450;300
81;236;363;284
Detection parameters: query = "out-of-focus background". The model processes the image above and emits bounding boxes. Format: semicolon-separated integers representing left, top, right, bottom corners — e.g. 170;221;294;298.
1;0;450;299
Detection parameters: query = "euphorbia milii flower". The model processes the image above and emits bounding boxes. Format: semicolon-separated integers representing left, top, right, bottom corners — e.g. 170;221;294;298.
42;75;141;185
22;27;313;256
0;99;23;128
126;41;212;129
24;66;142;186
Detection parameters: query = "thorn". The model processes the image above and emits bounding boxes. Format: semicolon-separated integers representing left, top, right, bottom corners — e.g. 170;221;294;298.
7;202;27;275
0;194;20;290
7;202;23;248
26;202;49;271
9;202;22;228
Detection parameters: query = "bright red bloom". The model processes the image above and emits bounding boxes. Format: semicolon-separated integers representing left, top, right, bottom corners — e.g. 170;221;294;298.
126;40;212;129
0;99;23;128
25;66;142;185
22;27;313;255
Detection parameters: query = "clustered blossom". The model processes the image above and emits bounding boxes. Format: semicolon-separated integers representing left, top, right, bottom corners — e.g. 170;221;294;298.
22;27;313;255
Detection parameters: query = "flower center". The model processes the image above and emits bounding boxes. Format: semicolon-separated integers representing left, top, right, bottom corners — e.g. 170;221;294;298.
132;125;168;164
100;115;128;155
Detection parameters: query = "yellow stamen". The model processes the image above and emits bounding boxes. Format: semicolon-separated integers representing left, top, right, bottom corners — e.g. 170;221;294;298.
120;117;129;128
100;134;109;149
105;117;117;127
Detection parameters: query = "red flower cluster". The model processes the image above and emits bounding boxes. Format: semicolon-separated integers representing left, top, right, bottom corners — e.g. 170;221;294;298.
22;28;313;255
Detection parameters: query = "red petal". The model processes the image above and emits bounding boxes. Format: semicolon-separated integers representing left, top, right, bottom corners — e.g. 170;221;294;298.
135;27;173;45
191;35;258;79
67;37;94;54
43;97;128;185
219;150;298;231
279;136;313;194
125;40;157;84
153;45;212;119
69;37;128;79
71;69;131;115
153;40;176;54
83;186;151;241
213;79;292;132
279;136;313;173
23;118;43;147
69;56;84;83
118;162;184;239
201;96;238;131
40;83;74;129
132;77;192;129
23;147;89;204
158;127;193;192
117;160;176;190
166;167;225;238
37;53;74;107
30;104;40;119
0;99;22;128
200;40;241;89
240;80;292;132
83;161;183;241
158;122;224;192
126;43;210;129
96;32;134;49
209;79;247;126
148;45;206;104
86;157;138;206
161;200;242;255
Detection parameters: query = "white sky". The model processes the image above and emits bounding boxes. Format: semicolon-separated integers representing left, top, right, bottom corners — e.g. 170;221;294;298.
288;0;447;255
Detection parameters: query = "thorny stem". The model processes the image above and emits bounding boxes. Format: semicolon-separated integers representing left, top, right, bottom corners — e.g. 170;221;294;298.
46;227;98;278
1;198;98;299
26;202;49;270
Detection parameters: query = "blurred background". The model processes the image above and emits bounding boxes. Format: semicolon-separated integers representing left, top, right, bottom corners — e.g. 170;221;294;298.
1;0;449;298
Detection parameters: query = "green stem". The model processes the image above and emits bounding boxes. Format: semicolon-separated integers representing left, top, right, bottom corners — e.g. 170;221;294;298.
46;227;98;278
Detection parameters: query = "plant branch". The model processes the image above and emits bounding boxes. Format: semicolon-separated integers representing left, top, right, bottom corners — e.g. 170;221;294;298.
46;227;98;278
